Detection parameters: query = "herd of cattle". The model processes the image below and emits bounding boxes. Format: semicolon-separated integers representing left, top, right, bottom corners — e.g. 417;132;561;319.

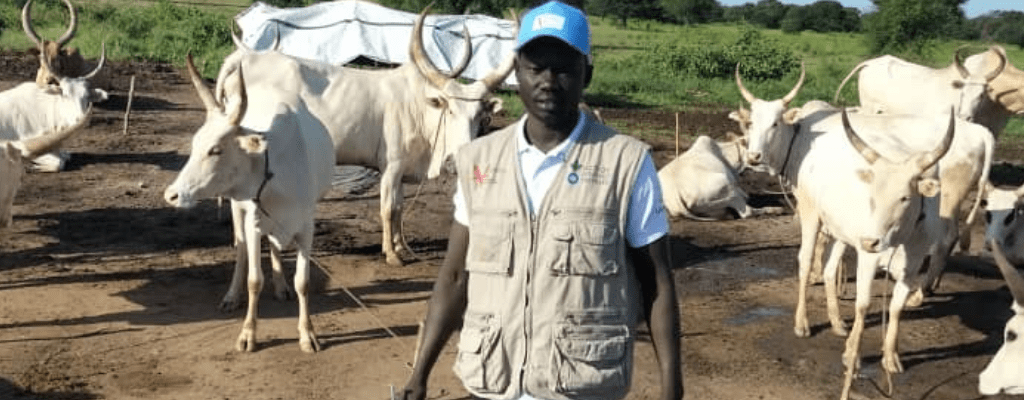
1;0;1023;398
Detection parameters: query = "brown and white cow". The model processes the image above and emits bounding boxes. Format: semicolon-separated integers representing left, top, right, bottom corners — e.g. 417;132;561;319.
164;55;335;353
22;0;108;89
965;45;1024;138
212;6;514;267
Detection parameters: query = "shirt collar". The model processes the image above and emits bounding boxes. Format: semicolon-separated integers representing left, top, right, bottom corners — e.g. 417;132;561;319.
516;110;587;159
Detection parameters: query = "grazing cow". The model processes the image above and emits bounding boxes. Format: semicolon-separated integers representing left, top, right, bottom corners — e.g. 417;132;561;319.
0;110;91;228
982;183;1024;265
965;45;1024;138
981;240;1024;395
22;0;108;89
213;6;514;266
833;47;1005;123
658;134;782;220
0;45;106;172
735;66;957;398
164;55;335;353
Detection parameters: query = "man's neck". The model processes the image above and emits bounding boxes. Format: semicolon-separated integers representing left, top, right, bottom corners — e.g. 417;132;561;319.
524;112;580;153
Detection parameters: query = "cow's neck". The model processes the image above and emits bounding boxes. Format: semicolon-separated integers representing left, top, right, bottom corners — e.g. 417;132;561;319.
766;124;799;179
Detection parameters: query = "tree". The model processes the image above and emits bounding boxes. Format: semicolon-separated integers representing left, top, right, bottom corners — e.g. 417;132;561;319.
661;0;723;24
864;0;966;55
748;0;790;29
590;0;663;26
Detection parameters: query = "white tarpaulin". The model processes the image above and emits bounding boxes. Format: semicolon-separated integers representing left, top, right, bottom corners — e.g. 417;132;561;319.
234;0;519;86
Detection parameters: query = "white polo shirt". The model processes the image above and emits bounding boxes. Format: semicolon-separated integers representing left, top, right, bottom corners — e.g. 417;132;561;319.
453;111;668;248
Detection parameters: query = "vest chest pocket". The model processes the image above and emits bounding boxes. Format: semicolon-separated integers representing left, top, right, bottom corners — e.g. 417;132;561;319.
467;220;513;275
454;311;510;394
550;322;630;394
547;223;621;276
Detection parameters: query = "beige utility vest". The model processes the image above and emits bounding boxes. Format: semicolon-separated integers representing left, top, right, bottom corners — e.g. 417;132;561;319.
453;114;650;400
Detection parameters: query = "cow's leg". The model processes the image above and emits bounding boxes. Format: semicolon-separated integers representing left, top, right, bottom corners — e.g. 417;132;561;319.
842;252;878;373
294;226;320;353
909;215;955;307
379;165;404;267
810;230;829;285
794;202;820;338
824;240;849;337
236;212;263;352
268;245;295;301
881;254;921;375
221;200;248;311
30;152;66;173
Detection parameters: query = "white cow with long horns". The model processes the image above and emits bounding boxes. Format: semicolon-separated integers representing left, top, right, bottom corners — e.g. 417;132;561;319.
981;240;1024;395
213;6;515;267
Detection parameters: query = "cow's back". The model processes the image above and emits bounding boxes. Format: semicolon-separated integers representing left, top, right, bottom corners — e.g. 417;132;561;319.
858;56;958;115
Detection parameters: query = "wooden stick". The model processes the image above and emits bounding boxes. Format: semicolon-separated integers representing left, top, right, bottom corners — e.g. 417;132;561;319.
675;112;680;157
122;75;136;135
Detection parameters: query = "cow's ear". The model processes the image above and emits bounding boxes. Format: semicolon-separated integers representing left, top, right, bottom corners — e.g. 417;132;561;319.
728;111;741;122
856;169;873;183
237;134;266;154
487;97;504;114
783;108;801;124
44;84;62;95
89;88;109;103
918;178;941;198
427;97;447;109
951;80;965;89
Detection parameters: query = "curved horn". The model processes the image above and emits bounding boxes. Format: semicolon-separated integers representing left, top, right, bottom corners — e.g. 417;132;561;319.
21;0;42;48
842;107;880;164
782;61;806;105
410;4;451;89
18;105;91;158
985;46;1007;82
991;239;1024;305
186;53;222;114
478;52;515;91
916;108;956;172
954;46;970;79
735;63;755;103
446;23;473;79
55;0;77;47
227;65;247;127
81;43;105;80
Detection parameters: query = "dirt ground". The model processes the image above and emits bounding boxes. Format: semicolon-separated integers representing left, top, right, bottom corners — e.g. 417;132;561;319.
1;50;1023;400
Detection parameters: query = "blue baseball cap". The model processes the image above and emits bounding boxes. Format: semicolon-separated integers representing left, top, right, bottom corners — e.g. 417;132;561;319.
516;1;591;63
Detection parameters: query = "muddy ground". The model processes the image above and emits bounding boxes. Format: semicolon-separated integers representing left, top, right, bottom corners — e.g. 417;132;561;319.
0;50;1023;400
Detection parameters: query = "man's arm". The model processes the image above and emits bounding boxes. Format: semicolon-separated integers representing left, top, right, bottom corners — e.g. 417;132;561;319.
630;236;683;400
400;222;471;400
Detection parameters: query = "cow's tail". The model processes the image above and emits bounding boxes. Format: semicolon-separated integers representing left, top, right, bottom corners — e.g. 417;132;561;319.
965;130;995;225
833;60;871;104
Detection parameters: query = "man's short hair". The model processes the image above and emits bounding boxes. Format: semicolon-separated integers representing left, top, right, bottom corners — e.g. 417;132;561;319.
516;1;592;64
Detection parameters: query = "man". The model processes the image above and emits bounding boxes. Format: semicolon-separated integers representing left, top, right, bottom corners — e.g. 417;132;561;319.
400;2;683;399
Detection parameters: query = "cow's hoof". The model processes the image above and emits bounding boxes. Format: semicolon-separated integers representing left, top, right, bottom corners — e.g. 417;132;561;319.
882;353;904;374
906;290;924;308
274;285;296;302
219;296;243;312
385;254;405;267
830;324;849;337
299;332;321;353
236;330;257;352
794;324;811;338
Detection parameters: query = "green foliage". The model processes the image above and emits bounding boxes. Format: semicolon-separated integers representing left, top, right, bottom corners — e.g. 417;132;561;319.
590;0;663;26
638;27;799;80
660;0;723;24
864;0;966;55
973;11;1024;48
257;0;315;8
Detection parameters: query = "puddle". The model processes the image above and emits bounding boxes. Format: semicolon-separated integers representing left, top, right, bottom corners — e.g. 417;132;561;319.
725;306;788;326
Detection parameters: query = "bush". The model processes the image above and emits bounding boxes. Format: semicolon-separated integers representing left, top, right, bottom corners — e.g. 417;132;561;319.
639;27;799;80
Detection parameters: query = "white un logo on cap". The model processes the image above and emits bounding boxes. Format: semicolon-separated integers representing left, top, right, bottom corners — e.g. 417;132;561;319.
533;13;566;31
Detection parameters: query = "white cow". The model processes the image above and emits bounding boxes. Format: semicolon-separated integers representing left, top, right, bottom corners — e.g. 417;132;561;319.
213;6;514;266
981;240;1024;395
658;134;782;220
982;183;1024;265
834;47;1006;123
0;109;91;227
965;45;1024;138
0;44;106;172
164;55;335;353
735;66;957;399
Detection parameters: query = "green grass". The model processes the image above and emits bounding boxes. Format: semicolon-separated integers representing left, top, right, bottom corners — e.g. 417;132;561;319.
1;1;1022;138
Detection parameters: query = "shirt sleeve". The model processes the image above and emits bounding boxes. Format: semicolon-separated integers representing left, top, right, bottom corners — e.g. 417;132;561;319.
453;179;469;227
625;152;669;248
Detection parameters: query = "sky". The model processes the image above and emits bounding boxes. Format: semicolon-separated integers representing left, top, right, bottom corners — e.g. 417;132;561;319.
715;0;1024;19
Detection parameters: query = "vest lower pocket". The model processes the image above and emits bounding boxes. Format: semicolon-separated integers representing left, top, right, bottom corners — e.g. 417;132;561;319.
455;311;510;394
551;322;630;394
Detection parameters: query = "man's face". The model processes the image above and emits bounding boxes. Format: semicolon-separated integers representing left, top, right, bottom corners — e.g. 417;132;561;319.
516;37;591;128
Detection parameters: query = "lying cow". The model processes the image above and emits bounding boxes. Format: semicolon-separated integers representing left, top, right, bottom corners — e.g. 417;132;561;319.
164;55;335;353
22;0;109;89
0;44;106;172
982;240;1024;395
834;47;1005;123
983;182;1024;265
658;134;782;220
0;109;91;228
213;6;514;267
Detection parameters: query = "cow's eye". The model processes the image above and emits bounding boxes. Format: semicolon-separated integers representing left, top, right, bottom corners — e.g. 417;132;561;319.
901;195;910;203
1008;329;1018;342
208;146;222;156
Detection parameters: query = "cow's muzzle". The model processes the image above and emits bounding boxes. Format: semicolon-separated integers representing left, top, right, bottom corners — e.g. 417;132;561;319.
746;151;763;166
860;237;883;253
